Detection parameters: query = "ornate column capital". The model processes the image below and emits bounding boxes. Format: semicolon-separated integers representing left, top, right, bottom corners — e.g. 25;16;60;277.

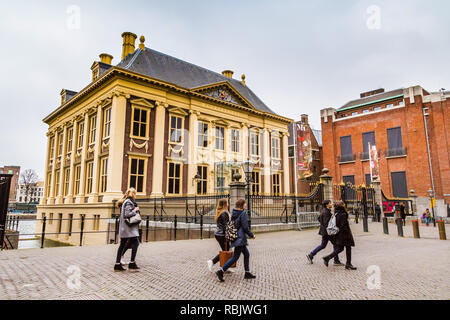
189;109;200;116
156;101;169;108
109;90;131;99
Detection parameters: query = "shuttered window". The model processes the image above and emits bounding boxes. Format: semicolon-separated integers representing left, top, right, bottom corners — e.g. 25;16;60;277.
391;171;408;198
340;136;352;156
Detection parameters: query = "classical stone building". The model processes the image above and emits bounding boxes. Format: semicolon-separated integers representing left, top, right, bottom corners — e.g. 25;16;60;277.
37;32;292;245
321;86;450;217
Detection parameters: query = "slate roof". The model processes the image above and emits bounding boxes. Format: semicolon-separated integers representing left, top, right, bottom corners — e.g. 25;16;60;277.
311;129;322;147
116;48;277;114
338;88;404;112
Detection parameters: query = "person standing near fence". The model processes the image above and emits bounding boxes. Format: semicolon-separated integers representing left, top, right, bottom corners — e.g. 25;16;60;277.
207;198;233;273
399;202;406;226
306;200;343;266
375;203;382;222
216;199;256;282
114;188;141;271
322;201;357;270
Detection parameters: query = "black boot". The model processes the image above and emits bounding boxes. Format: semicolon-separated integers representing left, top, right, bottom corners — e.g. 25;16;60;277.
322;257;329;267
216;269;224;282
333;260;344;266
128;262;140;270
114;264;126;271
244;272;256;279
306;254;313;264
345;264;357;270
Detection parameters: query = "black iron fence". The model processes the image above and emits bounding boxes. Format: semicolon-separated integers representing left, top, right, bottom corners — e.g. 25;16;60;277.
333;183;376;220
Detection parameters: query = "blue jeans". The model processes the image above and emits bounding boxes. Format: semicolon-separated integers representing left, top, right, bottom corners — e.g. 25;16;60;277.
222;246;250;272
310;235;340;262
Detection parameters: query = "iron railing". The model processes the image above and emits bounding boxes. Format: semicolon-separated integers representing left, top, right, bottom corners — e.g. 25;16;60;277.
384;147;407;158
338;154;356;163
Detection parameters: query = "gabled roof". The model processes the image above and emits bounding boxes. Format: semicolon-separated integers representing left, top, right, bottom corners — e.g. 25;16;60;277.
338;88;404;112
116;48;277;114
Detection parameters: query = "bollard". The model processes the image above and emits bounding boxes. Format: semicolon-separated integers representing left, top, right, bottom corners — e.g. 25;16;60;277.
437;220;447;240
114;216;119;244
363;216;369;232
174;215;177;241
355;212;359;224
41;216;47;249
80;215;85;246
383;217;389;234
396;218;404;237
145;215;150;243
412;220;420;239
200;214;203;240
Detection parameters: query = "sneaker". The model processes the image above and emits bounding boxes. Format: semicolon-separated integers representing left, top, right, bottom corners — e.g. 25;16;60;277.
121;258;129;265
333;261;344;266
216;269;224;282
306;254;313;264
128;262;140;270
345;264;357;270
114;264;126;272
244;272;256;279
322;257;329;267
225;268;235;273
207;260;213;272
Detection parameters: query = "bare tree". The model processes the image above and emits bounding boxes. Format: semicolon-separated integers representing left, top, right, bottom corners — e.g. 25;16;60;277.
19;169;39;204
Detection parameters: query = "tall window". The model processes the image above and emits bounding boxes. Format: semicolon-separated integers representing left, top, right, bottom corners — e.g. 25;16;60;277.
73;165;81;195
197;166;208;194
362;131;375;160
198;122;208;147
271;136;280;159
99;157;108;193
77;122;84;150
49;136;55;158
57;133;63;156
339;135;353;162
169;115;183;143
85;161;94;194
49;212;54;225
231;129;240;153
54;170;60;196
132;107;149;139
129;158;146;193
250;131;260;156
66;127;73;154
88;115;97;144
272;173;281;195
63;168;70;196
365;174;372;187
391;171;408;198
168;162;181;194
103;107;111;139
387;127;403;153
215;126;225;150
251;171;260;194
46;172;51;197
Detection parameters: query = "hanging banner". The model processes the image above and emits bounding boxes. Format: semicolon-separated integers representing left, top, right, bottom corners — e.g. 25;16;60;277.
369;143;380;182
296;122;313;180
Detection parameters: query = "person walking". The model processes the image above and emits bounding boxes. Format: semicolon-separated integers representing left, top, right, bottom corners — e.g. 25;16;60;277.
375;203;382;222
114;188;141;271
216;199;256;282
322;201;357;270
424;209;432;226
306;200;343;265
207;198;233;273
399;202;406;226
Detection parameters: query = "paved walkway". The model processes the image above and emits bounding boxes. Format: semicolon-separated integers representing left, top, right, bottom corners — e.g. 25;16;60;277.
0;222;449;300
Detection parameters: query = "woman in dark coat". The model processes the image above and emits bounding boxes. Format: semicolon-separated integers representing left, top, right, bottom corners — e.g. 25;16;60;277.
323;201;357;270
207;199;231;272
399;203;406;226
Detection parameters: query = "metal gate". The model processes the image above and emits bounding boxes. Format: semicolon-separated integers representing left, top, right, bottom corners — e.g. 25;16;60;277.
333;183;376;219
0;174;13;249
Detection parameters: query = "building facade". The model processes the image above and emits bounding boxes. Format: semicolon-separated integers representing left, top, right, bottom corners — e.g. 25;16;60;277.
321;86;450;217
0;166;20;203
288;114;323;194
16;181;44;204
37;32;292;245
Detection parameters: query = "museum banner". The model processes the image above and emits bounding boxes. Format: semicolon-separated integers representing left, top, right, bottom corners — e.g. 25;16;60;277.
296;122;313;180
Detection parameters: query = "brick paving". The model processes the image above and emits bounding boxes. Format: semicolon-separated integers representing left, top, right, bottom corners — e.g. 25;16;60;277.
0;222;448;300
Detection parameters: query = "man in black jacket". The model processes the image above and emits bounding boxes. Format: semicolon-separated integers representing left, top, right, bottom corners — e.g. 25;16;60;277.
306;200;342;265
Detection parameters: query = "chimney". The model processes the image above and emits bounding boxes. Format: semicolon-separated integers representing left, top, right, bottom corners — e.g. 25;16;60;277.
301;114;309;124
222;70;234;78
99;53;113;65
360;88;385;98
121;32;137;60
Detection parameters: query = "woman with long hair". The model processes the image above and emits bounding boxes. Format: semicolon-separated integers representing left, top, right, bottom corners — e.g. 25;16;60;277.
207;198;232;272
114;188;141;271
322;201;357;270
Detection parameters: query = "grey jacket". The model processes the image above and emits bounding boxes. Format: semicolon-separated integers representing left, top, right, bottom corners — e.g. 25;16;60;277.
119;198;140;238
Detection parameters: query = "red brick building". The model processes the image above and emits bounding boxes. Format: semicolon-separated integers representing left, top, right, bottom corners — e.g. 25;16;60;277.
321;86;450;217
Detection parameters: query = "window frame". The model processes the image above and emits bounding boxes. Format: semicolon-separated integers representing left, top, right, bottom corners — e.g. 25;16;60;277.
196;165;208;195
272;173;281;195
102;107;112;140
63;167;70;197
271;136;281;160
85;161;94;194
88;115;97;145
128;156;147;194
167;161;182;195
54;169;60;197
77;122;84;150
198;121;209;148
73;165;81;195
66;127;73;154
130;105;150;140
250;130;260;156
231;128;240;153
99;157;108;194
251;171;261;194
215;125;225;150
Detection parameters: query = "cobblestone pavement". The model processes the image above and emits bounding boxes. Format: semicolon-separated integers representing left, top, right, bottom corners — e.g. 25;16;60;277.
0;222;448;300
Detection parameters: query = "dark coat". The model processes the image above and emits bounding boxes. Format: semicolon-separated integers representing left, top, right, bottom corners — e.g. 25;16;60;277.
215;210;230;236
335;207;355;247
375;205;382;216
318;207;332;237
230;209;254;248
399;205;406;219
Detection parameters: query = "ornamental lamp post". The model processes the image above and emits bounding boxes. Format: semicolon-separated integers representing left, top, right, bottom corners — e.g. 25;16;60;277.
427;189;437;227
243;159;255;228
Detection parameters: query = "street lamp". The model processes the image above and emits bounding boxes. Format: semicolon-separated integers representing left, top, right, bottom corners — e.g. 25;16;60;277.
427;189;437;227
242;159;255;227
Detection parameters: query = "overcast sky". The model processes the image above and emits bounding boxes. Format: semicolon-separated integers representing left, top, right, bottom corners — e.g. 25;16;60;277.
0;0;449;178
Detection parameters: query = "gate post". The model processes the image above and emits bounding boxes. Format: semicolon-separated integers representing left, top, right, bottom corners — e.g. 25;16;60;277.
409;189;418;216
319;168;333;202
372;180;383;217
362;186;369;232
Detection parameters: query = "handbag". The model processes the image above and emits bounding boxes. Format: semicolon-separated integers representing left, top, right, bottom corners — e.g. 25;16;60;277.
326;213;339;236
219;242;236;268
123;199;142;225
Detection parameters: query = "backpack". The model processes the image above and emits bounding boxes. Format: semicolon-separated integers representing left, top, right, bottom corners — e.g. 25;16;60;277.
326;213;339;236
225;212;239;242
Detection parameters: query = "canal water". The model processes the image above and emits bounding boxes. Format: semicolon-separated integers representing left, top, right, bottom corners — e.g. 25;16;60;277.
15;220;71;249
